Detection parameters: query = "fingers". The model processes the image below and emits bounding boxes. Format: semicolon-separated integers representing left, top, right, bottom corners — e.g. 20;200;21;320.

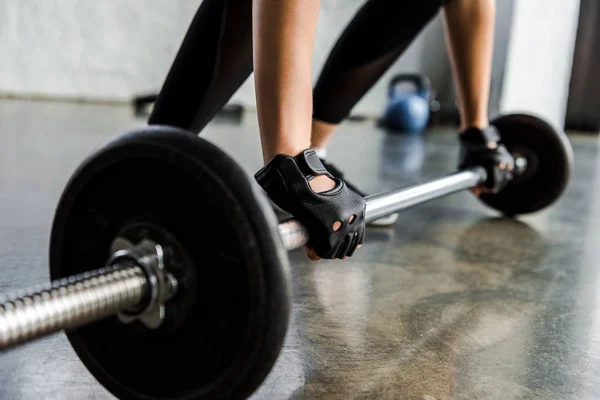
472;186;498;195
470;186;483;196
334;233;355;259
304;230;364;261
346;232;360;257
304;246;322;261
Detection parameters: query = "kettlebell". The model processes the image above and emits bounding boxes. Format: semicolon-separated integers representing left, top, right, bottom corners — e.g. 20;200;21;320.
381;74;431;133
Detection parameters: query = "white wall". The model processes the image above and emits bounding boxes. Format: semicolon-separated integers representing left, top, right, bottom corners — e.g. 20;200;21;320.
500;0;581;128
5;1;574;125
0;0;447;117
0;0;201;102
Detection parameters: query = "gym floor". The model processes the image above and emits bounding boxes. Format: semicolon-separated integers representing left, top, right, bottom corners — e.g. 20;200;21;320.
1;99;599;399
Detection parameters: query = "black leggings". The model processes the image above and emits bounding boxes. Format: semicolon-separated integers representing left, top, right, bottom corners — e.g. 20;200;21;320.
148;0;447;132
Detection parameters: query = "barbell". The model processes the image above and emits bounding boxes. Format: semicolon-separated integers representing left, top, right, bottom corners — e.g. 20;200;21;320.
0;113;572;399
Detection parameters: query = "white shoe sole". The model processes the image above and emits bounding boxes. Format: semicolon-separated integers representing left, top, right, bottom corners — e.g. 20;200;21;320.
367;213;399;227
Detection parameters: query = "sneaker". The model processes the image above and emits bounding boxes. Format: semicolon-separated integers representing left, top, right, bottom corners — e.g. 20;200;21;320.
320;159;399;227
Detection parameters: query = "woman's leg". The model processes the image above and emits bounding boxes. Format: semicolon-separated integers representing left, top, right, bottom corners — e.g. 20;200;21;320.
310;0;447;151
308;0;445;227
148;0;253;132
442;0;495;131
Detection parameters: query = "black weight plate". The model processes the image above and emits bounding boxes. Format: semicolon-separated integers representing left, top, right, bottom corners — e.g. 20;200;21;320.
49;125;291;400
478;113;574;215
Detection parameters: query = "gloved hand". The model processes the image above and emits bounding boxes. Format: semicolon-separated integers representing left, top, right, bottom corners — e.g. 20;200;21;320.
255;149;366;260
458;125;515;194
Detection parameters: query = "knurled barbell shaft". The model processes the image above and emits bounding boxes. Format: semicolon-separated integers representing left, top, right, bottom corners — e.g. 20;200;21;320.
0;264;148;350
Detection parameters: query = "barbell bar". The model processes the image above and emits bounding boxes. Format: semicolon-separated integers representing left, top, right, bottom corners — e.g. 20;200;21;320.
0;165;488;351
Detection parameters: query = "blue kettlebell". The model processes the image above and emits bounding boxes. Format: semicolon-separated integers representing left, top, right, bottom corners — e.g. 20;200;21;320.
381;74;431;133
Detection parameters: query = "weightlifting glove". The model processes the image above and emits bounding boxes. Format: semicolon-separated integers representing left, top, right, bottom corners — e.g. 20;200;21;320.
254;149;366;259
458;125;515;193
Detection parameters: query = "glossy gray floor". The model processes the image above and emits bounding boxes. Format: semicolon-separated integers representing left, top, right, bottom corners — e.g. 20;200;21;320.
1;99;599;399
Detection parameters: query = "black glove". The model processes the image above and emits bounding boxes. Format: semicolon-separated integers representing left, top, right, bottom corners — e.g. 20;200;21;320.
458;126;515;193
255;149;366;259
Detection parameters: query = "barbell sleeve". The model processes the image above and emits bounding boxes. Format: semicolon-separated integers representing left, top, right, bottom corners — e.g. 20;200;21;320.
0;264;149;350
278;167;487;251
